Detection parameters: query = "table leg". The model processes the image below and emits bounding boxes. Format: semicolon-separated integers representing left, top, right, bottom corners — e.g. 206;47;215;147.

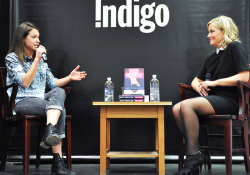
100;107;107;175
106;118;110;169
155;119;159;169
158;106;165;175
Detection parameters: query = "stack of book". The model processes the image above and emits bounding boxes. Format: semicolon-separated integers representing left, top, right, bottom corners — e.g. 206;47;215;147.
119;95;149;102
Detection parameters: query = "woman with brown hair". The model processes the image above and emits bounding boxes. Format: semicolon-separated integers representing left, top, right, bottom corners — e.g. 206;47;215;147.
6;22;87;175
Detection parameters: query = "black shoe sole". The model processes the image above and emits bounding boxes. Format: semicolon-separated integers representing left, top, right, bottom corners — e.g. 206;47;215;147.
40;135;60;149
40;141;50;149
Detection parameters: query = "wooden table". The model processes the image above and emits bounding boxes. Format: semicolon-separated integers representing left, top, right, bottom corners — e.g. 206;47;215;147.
93;102;172;175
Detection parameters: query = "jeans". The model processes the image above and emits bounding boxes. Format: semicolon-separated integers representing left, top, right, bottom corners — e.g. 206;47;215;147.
15;87;66;138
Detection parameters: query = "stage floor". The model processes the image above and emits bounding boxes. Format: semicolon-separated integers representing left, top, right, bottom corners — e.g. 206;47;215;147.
1;163;249;175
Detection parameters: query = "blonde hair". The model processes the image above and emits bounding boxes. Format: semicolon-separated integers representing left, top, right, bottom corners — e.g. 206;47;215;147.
207;15;240;48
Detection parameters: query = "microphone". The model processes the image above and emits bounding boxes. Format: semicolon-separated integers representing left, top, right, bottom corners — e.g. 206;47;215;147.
41;53;47;62
205;73;211;81
39;45;47;62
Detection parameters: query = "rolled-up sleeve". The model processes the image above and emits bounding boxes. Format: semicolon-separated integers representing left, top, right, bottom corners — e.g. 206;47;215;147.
45;64;58;89
5;54;25;87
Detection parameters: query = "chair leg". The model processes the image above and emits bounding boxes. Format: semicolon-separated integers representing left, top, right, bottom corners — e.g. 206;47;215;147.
224;120;232;175
242;120;250;172
178;132;184;170
35;126;42;168
204;126;212;170
65;118;72;170
0;120;8;171
23;120;31;175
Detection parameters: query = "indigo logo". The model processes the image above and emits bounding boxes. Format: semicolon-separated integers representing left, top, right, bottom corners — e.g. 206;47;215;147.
95;0;170;33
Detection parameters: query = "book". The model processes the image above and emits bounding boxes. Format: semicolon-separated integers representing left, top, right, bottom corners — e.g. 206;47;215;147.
124;68;145;95
119;95;149;102
119;95;145;99
119;99;144;102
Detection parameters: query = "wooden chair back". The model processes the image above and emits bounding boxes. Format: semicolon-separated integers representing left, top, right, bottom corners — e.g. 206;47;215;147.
0;67;19;120
0;67;9;120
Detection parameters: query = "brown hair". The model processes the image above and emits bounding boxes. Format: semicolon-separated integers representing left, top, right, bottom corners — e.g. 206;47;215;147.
8;22;39;64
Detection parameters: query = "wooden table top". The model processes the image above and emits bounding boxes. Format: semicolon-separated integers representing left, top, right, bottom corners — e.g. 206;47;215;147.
93;101;172;106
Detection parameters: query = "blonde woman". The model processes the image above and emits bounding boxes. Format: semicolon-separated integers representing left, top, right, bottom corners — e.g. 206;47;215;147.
172;16;249;175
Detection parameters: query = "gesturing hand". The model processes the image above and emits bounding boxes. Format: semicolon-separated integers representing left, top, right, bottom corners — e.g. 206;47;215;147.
69;65;87;81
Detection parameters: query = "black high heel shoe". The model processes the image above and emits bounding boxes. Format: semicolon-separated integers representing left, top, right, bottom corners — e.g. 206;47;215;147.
173;150;208;175
201;149;209;174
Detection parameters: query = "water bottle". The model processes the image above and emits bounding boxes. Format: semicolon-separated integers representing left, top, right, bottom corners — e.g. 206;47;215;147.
104;77;114;102
150;74;160;102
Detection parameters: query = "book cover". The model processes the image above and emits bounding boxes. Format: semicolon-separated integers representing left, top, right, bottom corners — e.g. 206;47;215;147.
124;68;145;95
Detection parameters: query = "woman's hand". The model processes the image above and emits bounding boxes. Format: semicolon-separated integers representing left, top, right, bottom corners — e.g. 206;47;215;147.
55;65;87;87
35;45;46;62
196;81;218;96
196;82;208;96
69;65;87;81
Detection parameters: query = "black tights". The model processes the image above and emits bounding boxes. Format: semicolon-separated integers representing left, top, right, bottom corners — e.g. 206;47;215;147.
172;97;215;155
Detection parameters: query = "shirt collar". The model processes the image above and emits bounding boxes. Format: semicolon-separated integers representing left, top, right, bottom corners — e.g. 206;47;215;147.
216;47;225;54
25;55;34;62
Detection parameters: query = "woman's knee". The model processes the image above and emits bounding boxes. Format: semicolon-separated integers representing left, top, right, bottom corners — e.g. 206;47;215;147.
172;103;181;118
179;99;194;111
53;87;66;100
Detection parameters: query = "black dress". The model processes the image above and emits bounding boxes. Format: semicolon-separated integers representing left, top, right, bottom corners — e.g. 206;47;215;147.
196;41;249;114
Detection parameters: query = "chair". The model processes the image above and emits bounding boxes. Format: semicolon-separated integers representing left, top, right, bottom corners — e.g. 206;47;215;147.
177;69;250;175
0;67;73;175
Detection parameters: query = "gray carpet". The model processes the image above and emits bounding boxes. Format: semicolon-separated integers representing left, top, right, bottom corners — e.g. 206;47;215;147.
1;163;249;175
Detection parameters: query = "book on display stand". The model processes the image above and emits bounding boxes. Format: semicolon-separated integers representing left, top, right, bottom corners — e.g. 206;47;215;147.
119;68;149;102
123;68;145;95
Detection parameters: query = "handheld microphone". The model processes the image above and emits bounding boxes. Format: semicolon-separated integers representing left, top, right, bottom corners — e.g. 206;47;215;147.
39;45;47;62
205;73;211;81
41;53;47;62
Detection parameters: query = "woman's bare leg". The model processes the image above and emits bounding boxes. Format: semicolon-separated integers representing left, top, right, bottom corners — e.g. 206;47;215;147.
52;140;63;157
46;109;61;125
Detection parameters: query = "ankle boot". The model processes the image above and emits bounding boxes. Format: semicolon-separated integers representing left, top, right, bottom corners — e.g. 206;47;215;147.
173;151;207;175
51;153;76;175
40;123;60;149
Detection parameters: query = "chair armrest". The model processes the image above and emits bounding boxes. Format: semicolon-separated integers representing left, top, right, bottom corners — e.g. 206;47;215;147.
63;87;71;98
237;80;250;120
63;87;71;96
237;80;250;89
178;83;197;100
62;87;71;108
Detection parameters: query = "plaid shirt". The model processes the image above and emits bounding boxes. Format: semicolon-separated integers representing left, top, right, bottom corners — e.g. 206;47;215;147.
5;52;57;104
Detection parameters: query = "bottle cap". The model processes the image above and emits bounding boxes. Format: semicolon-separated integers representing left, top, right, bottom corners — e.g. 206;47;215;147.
107;77;111;81
152;75;157;79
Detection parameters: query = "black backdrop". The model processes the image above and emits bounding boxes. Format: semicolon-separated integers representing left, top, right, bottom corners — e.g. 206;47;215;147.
0;0;250;160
